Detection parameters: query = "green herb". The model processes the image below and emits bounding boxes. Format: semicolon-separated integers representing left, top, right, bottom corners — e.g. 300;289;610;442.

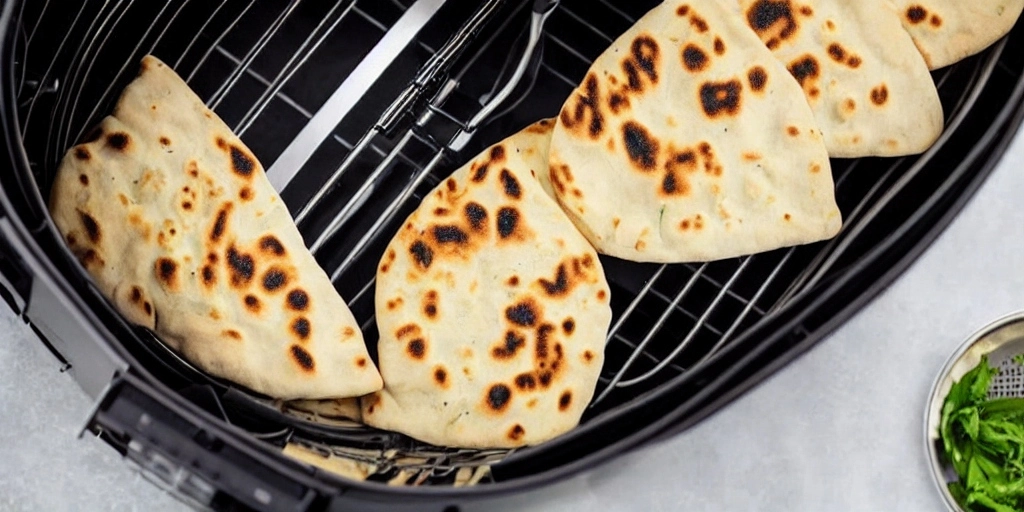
1013;354;1024;366
940;355;1024;512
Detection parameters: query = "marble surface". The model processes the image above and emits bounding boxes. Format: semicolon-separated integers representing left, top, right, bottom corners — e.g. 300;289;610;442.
2;128;1023;511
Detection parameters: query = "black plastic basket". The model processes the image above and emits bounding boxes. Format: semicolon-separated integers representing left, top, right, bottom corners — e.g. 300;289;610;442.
1;1;1022;510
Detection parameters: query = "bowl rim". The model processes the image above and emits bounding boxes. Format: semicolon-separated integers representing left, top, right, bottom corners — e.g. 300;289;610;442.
923;309;1024;512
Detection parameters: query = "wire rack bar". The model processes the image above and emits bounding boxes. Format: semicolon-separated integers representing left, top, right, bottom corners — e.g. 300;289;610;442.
73;1;184;144
185;0;254;84
266;0;450;192
234;0;360;136
206;0;303;110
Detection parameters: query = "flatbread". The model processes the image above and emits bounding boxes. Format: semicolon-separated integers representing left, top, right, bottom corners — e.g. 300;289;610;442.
548;0;842;263
286;398;362;422
739;0;944;157
362;120;611;449
49;55;382;400
889;0;1024;69
281;443;374;482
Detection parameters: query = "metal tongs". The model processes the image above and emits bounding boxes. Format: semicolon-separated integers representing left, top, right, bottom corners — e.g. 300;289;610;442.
449;0;561;151
307;0;561;270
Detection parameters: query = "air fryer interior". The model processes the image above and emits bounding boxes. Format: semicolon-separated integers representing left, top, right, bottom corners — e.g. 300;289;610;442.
6;0;1024;499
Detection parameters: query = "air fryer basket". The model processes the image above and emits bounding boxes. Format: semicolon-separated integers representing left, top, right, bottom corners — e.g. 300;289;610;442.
2;0;1024;510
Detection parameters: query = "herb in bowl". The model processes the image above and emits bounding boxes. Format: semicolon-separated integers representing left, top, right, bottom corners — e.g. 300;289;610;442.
940;355;1024;512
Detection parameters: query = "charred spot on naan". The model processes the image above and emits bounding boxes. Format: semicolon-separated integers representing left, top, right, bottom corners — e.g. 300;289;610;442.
74;147;91;161
258;235;286;256
379;248;398;274
499;169;522;199
748;66;769;93
826;43;862;69
905;5;928;24
262;267;288;292
682;44;710;73
406;337;427;360
496;207;526;241
422;290;439;320
698;142;723;176
485;384;512;413
508;424;526;441
538;256;597;299
787;55;821;99
154;257;179;290
396;323;427;360
514;373;537;391
128;286;153;317
201;264;216;288
700;79;743;119
244;294;262;314
470;161;490;183
505;298;541;327
78;210;102;243
290;344;315;373
75;248;104;269
623;121;660;171
746;0;812;49
468;145;507;184
106;132;131;152
208;203;232;243
555;320;573;338
216;137;257;178
433;225;469;245
464;202;488;232
870;84;889;106
535;323;556;361
433;366;450;388
492;331;527;360
608;92;631;114
677;5;710;33
559;73;604;139
714;37;726;55
679;214;707;232
559;391;573;411
409;240;434;270
622;35;660;92
226;246;256;288
525;119;553;134
287;289;309;311
291;317;311;341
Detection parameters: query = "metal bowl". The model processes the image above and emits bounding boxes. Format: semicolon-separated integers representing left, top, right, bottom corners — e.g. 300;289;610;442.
925;311;1024;512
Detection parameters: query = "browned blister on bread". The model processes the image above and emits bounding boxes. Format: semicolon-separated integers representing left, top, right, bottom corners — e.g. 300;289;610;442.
548;0;842;263
740;0;944;157
364;120;611;449
49;55;382;400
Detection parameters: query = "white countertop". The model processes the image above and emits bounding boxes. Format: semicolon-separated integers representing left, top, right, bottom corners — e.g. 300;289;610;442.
2;126;1023;511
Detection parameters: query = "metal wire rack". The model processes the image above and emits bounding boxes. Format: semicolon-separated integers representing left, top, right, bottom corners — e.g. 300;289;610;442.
10;0;1021;487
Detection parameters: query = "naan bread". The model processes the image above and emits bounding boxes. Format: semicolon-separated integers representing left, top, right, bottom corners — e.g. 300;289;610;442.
49;55;382;400
286;398;362;422
362;120;611;449
548;0;842;263
889;0;1024;69
282;443;374;482
739;0;944;157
